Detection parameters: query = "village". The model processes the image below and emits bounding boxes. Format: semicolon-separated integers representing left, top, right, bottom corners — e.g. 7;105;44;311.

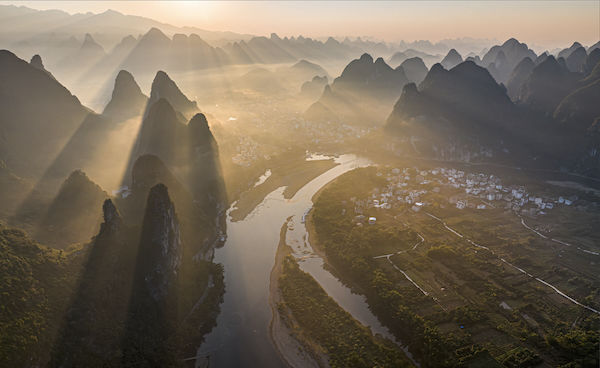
351;166;597;225
214;92;373;156
231;135;266;167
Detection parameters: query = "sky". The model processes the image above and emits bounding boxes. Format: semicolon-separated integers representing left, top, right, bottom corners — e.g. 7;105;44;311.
1;1;598;48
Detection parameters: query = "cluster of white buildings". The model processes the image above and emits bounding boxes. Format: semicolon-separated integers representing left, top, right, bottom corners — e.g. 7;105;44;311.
348;166;594;222
232;135;265;166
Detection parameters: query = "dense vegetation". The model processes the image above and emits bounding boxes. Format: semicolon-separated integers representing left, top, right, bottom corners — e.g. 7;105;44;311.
0;223;86;367
312;167;599;367
0;186;225;367
279;255;413;368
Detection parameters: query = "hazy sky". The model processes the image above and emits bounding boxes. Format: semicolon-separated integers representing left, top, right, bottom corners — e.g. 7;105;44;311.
1;1;598;48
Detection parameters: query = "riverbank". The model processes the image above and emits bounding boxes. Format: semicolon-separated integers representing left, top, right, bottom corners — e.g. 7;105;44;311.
268;217;329;368
230;159;338;222
306;178;349;283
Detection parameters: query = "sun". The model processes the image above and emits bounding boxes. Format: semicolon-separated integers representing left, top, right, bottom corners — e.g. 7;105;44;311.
150;1;221;27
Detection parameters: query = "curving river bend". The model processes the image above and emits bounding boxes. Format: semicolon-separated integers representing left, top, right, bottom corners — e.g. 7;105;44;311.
195;154;409;367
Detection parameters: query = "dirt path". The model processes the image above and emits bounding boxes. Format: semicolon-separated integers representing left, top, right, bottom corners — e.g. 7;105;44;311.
422;210;600;314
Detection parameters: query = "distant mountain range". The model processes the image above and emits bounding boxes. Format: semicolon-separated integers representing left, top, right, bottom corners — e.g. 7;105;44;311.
0;5;256;52
383;50;600;177
305;53;410;125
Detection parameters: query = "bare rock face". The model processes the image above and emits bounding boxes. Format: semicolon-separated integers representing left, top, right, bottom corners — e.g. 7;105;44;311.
187;113;227;213
138;183;182;301
101;199;124;234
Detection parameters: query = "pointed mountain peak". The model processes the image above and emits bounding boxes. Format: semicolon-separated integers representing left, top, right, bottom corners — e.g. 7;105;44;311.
359;53;374;63
42;169;110;247
502;38;519;47
188;113;209;131
103;70;148;119
120;34;137;45
154;70;171;83
325;37;339;45
441;49;463;69
188;113;216;151
140;183;182;300
534;55;562;75
145;27;168;38
402;82;419;95
115;69;138;86
80;33;105;55
429;63;446;74
100;8;121;16
516;56;534;69
146;183;172;206
147;71;199;119
30;54;45;70
556;57;569;73
59;170;103;195
447;48;461;57
102;199;123;232
84;33;95;43
270;32;281;41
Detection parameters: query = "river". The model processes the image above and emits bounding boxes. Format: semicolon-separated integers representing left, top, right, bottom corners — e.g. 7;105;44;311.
195;154;409;367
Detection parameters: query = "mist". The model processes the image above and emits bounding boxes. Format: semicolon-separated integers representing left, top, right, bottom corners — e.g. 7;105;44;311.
0;2;598;368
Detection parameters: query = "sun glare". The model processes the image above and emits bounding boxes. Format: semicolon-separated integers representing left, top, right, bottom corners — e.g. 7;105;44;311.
153;1;219;26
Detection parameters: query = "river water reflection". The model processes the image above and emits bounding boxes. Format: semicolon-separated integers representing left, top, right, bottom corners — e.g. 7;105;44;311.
196;154;412;367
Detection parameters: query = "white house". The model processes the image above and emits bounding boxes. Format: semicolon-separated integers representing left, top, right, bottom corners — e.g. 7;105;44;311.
112;185;131;198
368;217;377;225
